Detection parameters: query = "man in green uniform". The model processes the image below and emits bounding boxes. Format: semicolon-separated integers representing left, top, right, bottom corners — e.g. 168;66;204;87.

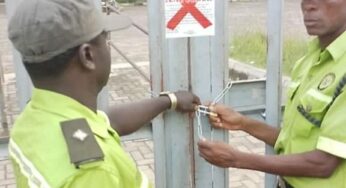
7;0;200;187
198;0;346;187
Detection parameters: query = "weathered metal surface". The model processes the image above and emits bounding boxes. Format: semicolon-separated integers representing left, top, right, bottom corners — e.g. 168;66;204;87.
148;0;229;187
5;0;32;110
190;0;229;186
266;0;284;187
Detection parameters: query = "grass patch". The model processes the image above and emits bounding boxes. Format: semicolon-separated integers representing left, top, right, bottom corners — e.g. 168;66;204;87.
230;31;308;75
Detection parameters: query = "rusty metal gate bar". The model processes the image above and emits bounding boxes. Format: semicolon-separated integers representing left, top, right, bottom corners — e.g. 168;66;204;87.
104;3;151;82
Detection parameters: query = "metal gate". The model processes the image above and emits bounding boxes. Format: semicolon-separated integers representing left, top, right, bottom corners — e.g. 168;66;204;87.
3;0;283;187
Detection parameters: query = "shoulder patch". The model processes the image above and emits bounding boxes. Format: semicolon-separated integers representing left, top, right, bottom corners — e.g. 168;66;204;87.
60;118;104;168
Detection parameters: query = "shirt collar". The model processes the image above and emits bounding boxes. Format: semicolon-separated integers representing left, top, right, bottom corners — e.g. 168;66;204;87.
30;88;112;138
308;31;346;65
306;38;324;66
307;38;320;54
326;30;346;62
309;31;346;65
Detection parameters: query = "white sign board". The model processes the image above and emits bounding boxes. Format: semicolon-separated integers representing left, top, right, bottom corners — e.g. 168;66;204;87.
165;0;215;38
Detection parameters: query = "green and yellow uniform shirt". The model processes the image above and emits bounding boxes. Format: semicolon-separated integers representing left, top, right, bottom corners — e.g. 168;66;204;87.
9;88;151;188
275;31;346;187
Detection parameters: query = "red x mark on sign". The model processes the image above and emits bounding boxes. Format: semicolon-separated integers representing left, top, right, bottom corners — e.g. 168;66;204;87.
167;0;212;30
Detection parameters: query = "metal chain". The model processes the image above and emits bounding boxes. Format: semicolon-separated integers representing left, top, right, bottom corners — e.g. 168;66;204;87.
196;110;204;139
212;82;233;105
196;81;233;138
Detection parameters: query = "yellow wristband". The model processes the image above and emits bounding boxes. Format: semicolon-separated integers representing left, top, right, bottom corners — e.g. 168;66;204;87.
160;92;177;110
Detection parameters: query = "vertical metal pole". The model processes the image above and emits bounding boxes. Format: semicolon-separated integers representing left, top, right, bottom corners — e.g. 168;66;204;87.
148;0;228;187
147;1;168;187
95;0;109;111
266;0;283;187
191;0;229;187
5;0;33;110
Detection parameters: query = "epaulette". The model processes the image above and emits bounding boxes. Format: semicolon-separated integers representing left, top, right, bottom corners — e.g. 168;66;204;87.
60;118;104;168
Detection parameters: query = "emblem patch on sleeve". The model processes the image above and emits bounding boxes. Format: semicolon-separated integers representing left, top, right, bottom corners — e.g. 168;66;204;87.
60;118;104;168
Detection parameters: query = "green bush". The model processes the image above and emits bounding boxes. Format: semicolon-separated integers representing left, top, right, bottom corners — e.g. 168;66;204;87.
230;31;308;75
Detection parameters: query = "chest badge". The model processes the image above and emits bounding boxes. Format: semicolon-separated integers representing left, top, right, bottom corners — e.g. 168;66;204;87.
318;73;335;91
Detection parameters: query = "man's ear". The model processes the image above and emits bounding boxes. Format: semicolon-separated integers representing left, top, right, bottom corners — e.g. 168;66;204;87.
78;44;96;70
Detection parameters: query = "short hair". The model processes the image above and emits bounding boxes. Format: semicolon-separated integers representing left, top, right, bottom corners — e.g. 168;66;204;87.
23;32;105;80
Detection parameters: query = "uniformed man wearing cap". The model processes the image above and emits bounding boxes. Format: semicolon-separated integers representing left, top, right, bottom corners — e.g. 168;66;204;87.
7;0;200;187
198;0;346;188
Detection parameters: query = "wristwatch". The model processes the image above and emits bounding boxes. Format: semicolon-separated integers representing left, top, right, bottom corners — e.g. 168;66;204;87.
159;91;178;110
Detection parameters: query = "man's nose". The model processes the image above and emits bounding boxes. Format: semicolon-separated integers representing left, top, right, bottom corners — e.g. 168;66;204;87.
301;0;318;12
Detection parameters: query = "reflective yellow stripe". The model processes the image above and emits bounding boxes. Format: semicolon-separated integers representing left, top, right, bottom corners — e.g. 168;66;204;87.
140;171;150;188
317;136;346;159
9;139;51;188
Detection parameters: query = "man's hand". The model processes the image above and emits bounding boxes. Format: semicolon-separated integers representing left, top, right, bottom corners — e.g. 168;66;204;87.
174;91;201;112
198;139;241;168
208;104;246;131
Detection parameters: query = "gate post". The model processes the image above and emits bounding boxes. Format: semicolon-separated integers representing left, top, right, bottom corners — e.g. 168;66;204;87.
5;0;32;110
265;0;283;187
148;0;229;187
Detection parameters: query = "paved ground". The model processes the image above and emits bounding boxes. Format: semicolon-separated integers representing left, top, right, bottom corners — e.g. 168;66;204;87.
0;1;306;187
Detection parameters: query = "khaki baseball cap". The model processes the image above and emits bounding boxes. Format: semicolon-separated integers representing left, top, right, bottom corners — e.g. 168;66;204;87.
8;0;132;63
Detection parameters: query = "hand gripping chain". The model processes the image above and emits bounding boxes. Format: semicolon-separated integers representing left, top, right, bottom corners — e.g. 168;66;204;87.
196;81;233;139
